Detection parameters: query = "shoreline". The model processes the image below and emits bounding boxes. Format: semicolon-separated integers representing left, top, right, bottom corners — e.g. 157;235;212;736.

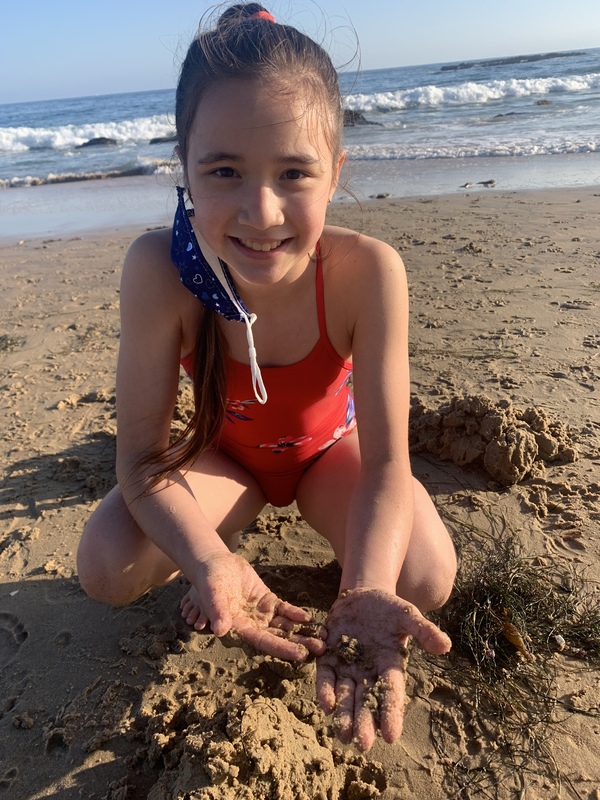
1;151;600;243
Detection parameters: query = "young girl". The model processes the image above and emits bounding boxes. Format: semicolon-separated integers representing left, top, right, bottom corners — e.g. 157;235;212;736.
77;3;457;752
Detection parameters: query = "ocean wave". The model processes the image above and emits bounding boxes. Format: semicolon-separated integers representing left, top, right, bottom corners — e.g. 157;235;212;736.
0;115;176;154
345;138;599;160
344;73;600;112
0;158;177;188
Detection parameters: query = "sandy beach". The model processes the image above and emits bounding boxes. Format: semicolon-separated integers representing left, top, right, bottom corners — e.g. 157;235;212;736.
1;185;599;799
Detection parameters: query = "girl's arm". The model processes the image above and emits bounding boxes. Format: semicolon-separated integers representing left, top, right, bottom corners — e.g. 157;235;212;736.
316;233;452;750
341;235;414;592
115;232;229;567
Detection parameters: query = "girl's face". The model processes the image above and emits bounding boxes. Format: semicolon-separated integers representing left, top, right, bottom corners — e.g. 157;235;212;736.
183;78;344;292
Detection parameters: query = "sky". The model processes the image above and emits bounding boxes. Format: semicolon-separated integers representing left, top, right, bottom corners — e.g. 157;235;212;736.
1;0;599;104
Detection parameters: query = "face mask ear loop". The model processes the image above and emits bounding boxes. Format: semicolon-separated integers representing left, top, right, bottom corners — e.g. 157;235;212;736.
243;313;268;404
188;222;268;405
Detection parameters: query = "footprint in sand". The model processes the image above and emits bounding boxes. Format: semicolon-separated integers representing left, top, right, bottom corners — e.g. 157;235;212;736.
0;612;28;669
0;767;18;792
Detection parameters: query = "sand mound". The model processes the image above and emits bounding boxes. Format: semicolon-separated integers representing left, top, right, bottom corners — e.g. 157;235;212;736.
409;394;578;485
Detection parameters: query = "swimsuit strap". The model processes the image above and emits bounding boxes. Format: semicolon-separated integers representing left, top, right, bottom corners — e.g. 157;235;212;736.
315;248;327;340
314;246;352;369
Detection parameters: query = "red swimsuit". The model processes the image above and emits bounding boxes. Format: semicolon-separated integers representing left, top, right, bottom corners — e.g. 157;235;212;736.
181;257;356;506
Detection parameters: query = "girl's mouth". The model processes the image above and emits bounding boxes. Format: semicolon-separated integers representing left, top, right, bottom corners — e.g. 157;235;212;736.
237;237;284;252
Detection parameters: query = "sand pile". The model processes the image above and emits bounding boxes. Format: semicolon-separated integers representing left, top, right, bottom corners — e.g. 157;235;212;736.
409;394;578;485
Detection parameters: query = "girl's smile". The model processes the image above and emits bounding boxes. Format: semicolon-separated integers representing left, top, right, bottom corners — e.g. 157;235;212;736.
237;237;285;252
183;78;344;293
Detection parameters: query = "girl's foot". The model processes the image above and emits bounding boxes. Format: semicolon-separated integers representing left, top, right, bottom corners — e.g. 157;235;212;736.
180;586;209;630
180;530;241;631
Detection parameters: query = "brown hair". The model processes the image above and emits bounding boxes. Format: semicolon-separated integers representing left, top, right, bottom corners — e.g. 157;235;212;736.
145;3;344;488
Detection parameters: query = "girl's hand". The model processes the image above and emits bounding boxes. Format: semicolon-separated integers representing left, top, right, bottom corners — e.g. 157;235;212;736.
316;588;452;751
185;552;327;661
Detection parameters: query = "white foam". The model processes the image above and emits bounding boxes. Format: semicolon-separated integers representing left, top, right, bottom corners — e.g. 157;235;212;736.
0;115;175;153
344;73;600;111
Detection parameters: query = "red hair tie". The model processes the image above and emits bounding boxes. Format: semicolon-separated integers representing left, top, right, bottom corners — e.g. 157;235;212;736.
251;10;276;22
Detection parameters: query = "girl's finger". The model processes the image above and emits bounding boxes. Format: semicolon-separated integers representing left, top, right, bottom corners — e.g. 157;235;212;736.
398;604;452;654
234;621;310;661
315;664;336;713
378;666;406;743
332;677;356;744
276;600;313;622
271;615;327;640
353;681;378;752
286;631;327;656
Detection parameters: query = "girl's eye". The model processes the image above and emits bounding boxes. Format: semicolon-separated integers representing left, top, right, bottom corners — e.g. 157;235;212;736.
214;167;236;178
282;169;305;180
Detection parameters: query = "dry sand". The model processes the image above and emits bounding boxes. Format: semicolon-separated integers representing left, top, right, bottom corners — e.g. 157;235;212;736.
1;186;599;799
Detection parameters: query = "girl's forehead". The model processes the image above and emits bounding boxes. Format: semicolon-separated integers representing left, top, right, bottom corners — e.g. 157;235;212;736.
190;80;334;156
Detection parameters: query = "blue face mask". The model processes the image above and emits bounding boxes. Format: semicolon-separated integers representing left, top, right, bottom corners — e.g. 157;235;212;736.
171;186;267;404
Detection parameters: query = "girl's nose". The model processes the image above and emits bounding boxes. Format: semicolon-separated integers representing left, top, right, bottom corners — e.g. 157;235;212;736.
237;184;284;229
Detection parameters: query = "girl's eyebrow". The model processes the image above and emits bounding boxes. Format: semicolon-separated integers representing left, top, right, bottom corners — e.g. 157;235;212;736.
196;151;241;165
280;154;322;166
196;152;321;166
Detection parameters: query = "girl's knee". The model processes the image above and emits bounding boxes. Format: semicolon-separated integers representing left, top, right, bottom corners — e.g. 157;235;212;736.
407;479;457;610
76;492;159;606
399;553;456;612
77;518;129;605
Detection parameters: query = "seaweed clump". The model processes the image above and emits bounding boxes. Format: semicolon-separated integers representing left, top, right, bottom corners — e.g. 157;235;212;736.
440;536;600;680
432;532;600;796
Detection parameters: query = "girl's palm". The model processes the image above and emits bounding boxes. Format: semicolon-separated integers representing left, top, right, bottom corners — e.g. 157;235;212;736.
317;588;452;750
195;552;326;661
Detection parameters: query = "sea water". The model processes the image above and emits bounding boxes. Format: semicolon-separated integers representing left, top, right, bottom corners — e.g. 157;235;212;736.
1;48;599;238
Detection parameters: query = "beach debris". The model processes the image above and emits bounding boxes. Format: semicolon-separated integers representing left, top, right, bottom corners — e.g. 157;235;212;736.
0;334;25;352
409;394;578;485
500;618;534;661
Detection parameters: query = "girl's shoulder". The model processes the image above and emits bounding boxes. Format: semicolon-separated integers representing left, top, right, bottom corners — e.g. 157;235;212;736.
124;226;173;273
319;226;408;355
120;226;202;331
121;226;190;302
321;224;406;295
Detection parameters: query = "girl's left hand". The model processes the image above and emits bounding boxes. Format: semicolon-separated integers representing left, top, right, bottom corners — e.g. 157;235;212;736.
316;588;452;751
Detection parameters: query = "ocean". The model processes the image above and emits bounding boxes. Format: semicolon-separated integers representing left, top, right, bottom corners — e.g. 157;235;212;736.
1;47;599;238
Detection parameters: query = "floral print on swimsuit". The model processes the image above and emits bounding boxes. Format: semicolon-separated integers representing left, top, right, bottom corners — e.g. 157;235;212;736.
225;398;257;423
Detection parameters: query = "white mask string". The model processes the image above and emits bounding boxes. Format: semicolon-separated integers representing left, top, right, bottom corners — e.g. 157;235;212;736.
194;231;268;405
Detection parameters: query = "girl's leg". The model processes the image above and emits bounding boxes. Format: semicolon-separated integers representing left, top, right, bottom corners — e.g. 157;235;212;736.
295;430;456;612
77;449;267;607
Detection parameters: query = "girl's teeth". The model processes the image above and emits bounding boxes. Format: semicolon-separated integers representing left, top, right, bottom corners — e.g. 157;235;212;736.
239;238;282;252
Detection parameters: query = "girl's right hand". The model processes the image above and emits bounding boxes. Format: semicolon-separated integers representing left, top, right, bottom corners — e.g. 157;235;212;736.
182;552;327;661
